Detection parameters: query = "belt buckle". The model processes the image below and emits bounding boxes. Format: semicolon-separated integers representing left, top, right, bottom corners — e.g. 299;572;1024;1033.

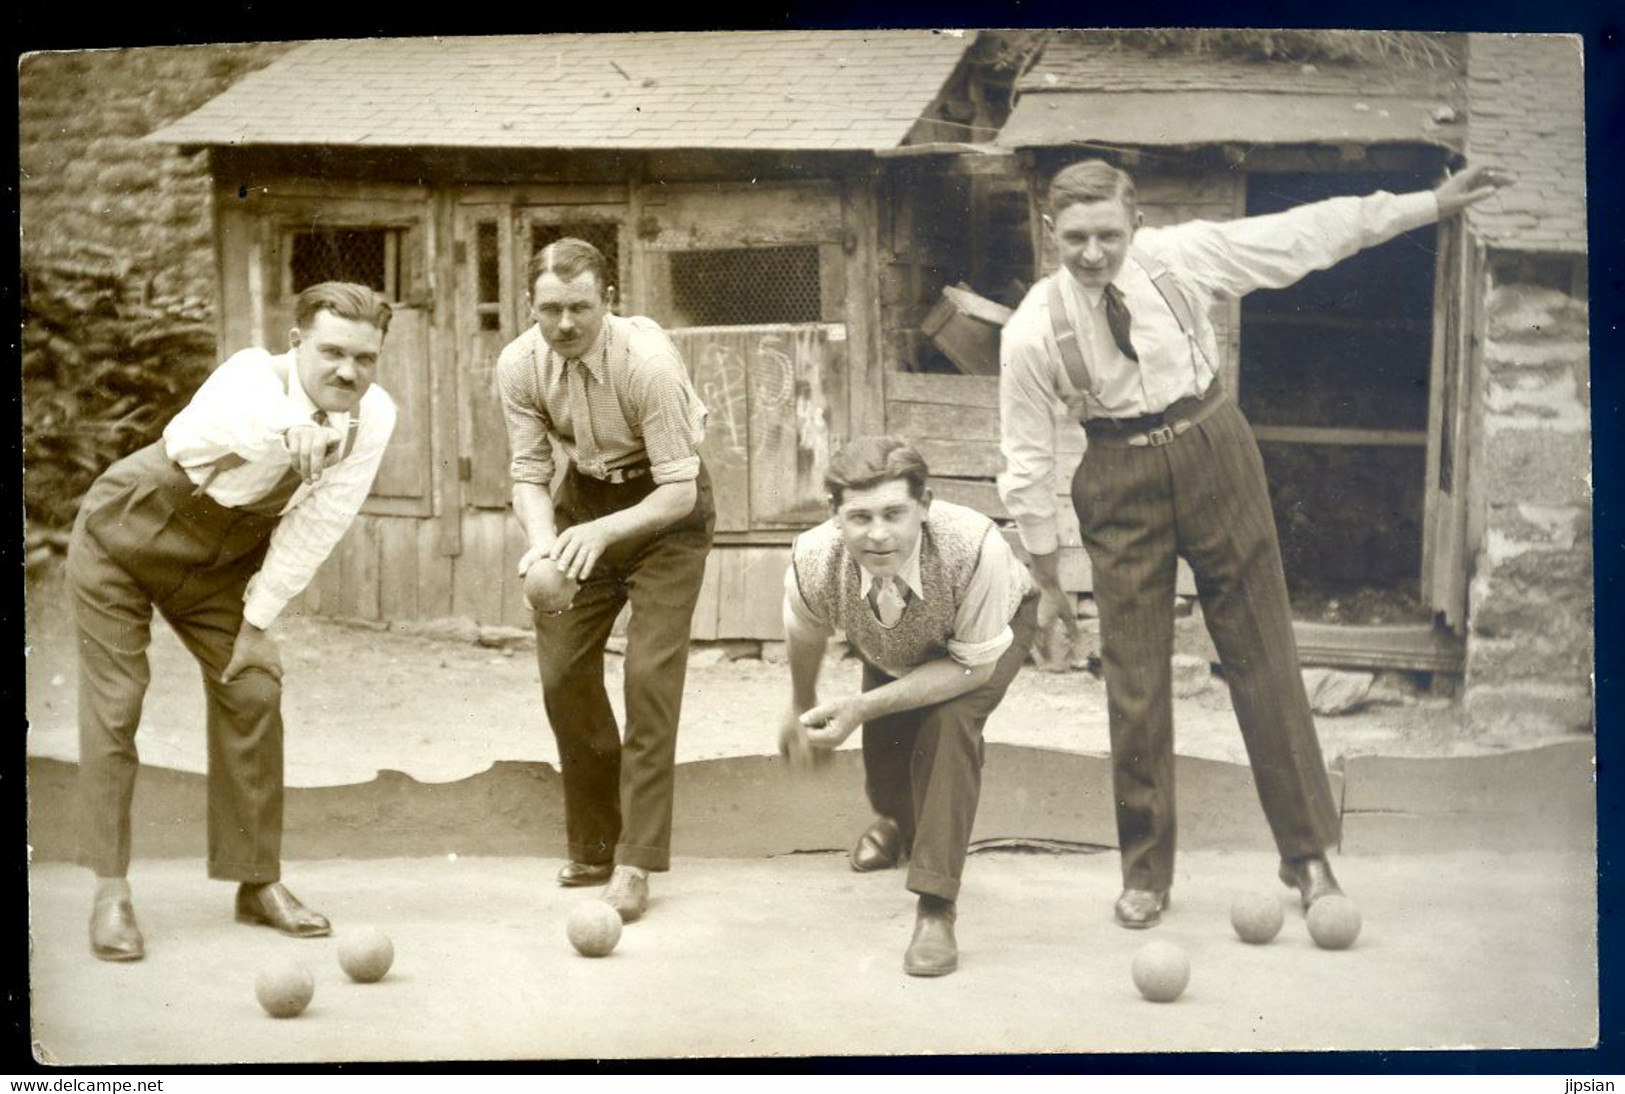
1146;424;1177;447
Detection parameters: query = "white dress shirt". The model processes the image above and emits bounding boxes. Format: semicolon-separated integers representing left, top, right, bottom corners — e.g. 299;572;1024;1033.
163;347;397;628
998;189;1439;555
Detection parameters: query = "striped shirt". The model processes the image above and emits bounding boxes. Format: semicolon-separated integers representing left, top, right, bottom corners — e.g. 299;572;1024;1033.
497;313;707;486
999;189;1439;555
162;347;396;629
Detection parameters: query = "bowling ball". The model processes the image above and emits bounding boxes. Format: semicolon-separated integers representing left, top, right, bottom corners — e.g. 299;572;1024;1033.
338;925;395;983
1131;941;1190;1003
567;900;623;958
1306;895;1362;950
1230;892;1285;944
255;961;315;1018
525;561;579;613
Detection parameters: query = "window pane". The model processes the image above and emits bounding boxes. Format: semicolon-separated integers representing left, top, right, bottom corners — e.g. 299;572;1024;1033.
288;228;398;296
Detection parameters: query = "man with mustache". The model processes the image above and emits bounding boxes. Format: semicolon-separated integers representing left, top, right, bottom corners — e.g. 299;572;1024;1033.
998;158;1511;928
68;281;397;960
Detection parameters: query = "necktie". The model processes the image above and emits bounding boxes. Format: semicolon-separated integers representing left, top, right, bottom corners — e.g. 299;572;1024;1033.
874;575;907;628
565;358;603;476
1104;284;1139;362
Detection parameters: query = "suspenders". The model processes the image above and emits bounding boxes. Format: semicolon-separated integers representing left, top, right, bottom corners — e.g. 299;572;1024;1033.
1044;255;1213;403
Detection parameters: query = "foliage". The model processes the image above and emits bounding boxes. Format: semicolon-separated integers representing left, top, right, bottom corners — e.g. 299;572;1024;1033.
22;248;216;566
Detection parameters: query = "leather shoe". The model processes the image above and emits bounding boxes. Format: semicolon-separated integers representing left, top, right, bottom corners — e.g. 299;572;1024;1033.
1114;887;1170;929
849;816;904;872
556;861;614;888
89;898;144;962
1279;854;1344;910
235;882;332;937
903;898;958;977
602;867;649;923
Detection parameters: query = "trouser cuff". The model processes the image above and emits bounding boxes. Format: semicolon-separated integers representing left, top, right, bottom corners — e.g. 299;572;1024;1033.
616;841;671;872
906;866;960;903
208;860;280;884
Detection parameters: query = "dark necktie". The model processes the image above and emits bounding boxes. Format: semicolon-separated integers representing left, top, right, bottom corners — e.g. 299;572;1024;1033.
1104;284;1139;362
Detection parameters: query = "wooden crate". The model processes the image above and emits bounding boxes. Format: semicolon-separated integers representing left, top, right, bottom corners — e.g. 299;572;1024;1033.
920;284;1012;377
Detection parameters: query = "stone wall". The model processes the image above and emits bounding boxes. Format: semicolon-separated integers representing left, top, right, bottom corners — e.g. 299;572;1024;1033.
1463;262;1593;740
19;42;291;310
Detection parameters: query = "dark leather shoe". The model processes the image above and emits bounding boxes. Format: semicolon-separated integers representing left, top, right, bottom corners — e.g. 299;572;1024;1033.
1114;888;1170;929
89;899;144;962
850;816;903;872
903;899;958;976
1279;854;1344;910
235;882;332;937
556;861;614;888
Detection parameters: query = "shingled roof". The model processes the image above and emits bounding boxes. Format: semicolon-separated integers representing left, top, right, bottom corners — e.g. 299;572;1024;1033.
1463;34;1587;254
999;32;1467;149
148;31;974;152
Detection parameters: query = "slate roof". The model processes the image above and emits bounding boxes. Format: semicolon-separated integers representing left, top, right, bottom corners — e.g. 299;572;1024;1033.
999;32;1467;150
1463;34;1587;254
148;31;974;152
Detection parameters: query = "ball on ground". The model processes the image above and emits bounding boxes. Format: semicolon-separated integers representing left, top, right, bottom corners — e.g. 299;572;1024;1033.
1306;895;1362;950
338;925;395;983
1230;892;1285;944
1131;941;1190;1003
567;900;623;957
255;961;315;1018
525;561;579;613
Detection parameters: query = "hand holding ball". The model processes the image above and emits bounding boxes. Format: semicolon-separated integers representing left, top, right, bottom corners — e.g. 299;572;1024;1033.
525;560;579;613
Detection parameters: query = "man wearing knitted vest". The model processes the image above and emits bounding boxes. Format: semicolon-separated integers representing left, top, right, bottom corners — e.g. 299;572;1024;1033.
780;436;1038;976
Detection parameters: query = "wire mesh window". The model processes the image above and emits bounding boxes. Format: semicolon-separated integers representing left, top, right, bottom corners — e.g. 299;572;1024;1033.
530;222;621;299
668;246;821;326
287;228;402;299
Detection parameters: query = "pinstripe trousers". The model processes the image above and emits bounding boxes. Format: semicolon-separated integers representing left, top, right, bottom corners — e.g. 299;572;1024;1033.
67;442;291;883
1073;397;1340;892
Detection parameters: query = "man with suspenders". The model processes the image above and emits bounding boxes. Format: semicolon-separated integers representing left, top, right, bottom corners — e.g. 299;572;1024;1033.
998;159;1510;928
67;281;397;961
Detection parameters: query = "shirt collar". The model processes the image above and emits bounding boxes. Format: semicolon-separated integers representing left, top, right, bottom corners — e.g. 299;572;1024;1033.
547;319;612;381
283;351;350;430
858;540;925;603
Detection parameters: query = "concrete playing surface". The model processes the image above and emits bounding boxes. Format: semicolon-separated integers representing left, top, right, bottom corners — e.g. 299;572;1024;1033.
30;849;1597;1063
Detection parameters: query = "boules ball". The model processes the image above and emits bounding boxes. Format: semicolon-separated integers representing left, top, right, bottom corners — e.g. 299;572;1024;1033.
567;900;623;958
338;925;395;983
1131;941;1191;1003
1230;892;1285;944
1306;895;1362;950
255;961;315;1018
524;561;579;613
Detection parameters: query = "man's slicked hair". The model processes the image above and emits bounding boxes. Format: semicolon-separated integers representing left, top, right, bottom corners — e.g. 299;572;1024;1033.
824;435;931;507
1048;158;1138;220
295;281;393;334
527;237;611;298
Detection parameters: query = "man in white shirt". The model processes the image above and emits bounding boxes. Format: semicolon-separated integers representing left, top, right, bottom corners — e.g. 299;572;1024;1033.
781;436;1037;975
66;281;397;961
999;159;1510;928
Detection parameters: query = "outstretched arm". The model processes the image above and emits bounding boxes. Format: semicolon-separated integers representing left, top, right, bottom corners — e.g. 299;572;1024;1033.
1434;163;1516;218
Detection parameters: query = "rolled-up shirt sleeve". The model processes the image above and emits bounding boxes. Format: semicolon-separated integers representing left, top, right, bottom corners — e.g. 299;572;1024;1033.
1144;190;1440;299
998;313;1064;556
782;553;835;645
629;348;703;485
945;526;1022;667
497;341;557;487
165;349;310;471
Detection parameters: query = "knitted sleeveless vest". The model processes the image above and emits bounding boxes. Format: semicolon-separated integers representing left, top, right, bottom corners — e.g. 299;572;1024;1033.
794;500;1009;675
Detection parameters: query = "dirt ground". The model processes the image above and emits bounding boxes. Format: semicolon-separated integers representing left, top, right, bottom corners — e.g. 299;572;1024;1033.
28;849;1598;1064
22;565;1519;789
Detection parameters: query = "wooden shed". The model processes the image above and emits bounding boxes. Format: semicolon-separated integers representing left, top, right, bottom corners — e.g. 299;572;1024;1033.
150;30;1035;639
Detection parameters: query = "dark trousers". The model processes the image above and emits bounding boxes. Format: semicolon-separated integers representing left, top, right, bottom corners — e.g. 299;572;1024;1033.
67;443;287;882
860;596;1038;902
1074;397;1340;891
533;465;714;872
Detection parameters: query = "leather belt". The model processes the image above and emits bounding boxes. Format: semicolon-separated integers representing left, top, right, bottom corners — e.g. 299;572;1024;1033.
578;461;652;484
1083;386;1227;449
